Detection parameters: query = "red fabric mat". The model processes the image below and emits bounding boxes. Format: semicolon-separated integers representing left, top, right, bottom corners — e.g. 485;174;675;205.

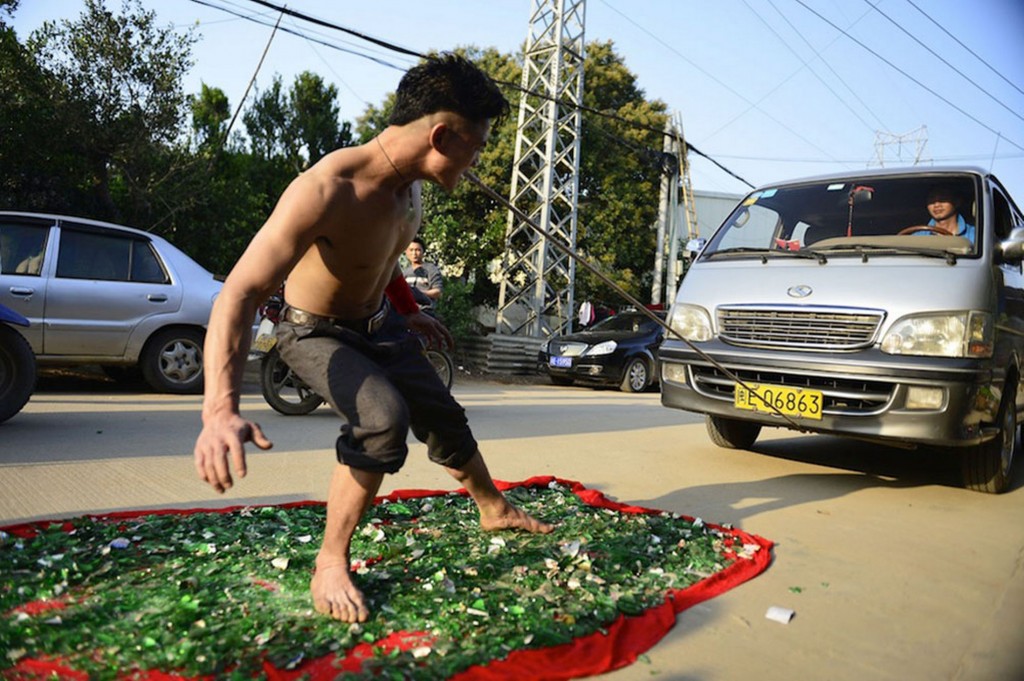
2;476;773;680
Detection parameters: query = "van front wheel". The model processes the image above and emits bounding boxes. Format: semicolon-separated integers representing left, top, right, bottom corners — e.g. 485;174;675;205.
962;385;1016;494
706;415;761;449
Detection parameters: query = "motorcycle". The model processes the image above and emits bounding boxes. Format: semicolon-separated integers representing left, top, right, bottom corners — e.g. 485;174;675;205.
0;303;36;424
252;287;455;416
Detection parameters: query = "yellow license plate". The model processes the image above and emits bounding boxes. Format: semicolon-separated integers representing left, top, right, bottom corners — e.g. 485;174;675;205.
252;334;278;352
734;382;823;420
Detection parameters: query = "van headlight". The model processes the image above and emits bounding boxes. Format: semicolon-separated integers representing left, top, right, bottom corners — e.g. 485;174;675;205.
583;340;617;356
880;311;993;358
667;304;713;342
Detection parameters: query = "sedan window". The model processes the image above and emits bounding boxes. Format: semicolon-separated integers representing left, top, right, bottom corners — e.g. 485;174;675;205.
57;230;129;280
0;222;49;276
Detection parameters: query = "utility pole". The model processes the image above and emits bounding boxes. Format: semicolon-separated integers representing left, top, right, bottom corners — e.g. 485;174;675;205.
496;0;586;337
651;113;696;306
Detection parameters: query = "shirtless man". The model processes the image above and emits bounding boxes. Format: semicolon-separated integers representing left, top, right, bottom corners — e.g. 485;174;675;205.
193;54;552;624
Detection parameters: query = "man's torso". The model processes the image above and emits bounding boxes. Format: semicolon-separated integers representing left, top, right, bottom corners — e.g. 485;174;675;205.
284;146;422;320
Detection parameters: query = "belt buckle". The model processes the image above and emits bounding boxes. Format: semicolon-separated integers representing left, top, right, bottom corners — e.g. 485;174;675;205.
367;305;387;334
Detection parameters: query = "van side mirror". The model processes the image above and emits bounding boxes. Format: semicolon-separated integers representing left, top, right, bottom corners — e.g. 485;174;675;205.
685;237;707;259
999;227;1024;263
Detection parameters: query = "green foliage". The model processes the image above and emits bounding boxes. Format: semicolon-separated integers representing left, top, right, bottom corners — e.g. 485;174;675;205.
435;277;479;345
190;83;230;148
244;71;353;172
575;41;669;304
26;0;197;222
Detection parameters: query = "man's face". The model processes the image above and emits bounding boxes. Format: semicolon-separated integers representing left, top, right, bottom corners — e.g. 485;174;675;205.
437;117;491;190
406;242;424;264
927;194;957;222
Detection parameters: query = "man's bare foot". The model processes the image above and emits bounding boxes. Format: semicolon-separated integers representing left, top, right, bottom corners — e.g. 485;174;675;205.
479;500;554;534
310;563;370;622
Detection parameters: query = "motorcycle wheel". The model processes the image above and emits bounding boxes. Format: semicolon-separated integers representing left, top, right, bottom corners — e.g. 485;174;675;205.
260;349;324;415
426;348;454;390
0;325;36;424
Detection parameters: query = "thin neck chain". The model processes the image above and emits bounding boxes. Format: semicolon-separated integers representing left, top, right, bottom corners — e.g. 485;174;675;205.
375;136;408;185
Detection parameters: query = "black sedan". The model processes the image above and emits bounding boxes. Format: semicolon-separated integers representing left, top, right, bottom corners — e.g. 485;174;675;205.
538;310;666;392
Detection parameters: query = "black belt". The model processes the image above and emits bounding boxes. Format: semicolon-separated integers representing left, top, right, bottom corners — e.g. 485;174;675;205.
281;300;389;334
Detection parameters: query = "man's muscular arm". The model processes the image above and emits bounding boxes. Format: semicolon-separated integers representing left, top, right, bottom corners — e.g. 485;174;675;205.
194;175;336;492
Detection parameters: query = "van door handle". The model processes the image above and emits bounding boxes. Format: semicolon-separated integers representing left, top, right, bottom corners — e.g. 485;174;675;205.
9;286;34;297
147;294;168;303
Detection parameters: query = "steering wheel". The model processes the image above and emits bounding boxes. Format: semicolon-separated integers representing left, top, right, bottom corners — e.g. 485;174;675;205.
897;225;945;236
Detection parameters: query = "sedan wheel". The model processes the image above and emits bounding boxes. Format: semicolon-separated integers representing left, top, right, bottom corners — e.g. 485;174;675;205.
620;357;650;393
141;328;205;394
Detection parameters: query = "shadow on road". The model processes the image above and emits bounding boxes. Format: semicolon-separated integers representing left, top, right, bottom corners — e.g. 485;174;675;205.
635;433;1024;529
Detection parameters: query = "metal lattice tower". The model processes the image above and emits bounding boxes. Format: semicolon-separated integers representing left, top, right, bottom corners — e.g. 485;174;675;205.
495;0;586;337
873;125;931;167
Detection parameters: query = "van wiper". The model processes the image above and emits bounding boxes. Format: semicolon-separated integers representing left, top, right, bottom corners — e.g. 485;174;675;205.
816;243;959;264
706;247;827;264
768;248;828;264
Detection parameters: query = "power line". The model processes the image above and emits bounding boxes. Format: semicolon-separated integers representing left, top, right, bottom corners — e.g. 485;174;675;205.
597;0;843;164
242;0;423;58
735;0;878;136
190;0;409;71
905;0;1024;100
217;0;755;187
764;0;887;130
864;0;1024;125
792;0;1024;153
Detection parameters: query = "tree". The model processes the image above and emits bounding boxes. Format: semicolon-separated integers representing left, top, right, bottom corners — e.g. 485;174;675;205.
244;71;353;171
575;41;668;305
0;18;85;212
191;82;230;149
244;75;290;161
356;43;668;311
27;0;197;223
290;71;348;164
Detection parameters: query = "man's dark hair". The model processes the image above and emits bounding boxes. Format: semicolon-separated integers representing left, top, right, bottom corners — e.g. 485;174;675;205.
390;53;510;126
927;183;962;204
410;236;426;248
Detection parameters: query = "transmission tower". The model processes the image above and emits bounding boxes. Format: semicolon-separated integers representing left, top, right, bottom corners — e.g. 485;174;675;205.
872;125;931;167
495;0;586;337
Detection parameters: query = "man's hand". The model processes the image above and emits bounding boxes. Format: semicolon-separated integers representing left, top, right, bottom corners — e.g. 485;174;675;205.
406;311;454;350
194;415;273;493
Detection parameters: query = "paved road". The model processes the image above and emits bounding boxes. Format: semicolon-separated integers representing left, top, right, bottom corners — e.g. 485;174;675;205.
2;371;1023;680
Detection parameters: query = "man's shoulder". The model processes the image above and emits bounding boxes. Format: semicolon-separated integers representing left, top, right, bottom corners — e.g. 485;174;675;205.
288;147;377;204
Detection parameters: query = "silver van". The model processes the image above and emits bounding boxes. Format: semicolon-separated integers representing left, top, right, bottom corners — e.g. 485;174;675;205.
659;167;1024;493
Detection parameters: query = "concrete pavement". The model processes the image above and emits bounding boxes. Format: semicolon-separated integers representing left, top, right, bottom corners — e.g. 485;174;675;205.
2;372;1023;680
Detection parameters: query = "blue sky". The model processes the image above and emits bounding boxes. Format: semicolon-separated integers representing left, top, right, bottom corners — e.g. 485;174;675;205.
11;0;1024;200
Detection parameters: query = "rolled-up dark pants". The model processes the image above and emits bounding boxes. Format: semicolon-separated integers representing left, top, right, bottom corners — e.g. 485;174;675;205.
274;303;477;474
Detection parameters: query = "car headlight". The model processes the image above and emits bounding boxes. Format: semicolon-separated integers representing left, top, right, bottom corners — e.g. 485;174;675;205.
540;339;550;353
880;311;993;358
667;303;713;342
583;340;617;356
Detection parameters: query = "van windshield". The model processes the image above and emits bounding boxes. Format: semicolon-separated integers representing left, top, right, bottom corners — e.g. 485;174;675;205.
700;174;980;260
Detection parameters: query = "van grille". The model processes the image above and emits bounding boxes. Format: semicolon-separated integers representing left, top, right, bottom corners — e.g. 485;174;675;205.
718;305;884;351
690;364;894;415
